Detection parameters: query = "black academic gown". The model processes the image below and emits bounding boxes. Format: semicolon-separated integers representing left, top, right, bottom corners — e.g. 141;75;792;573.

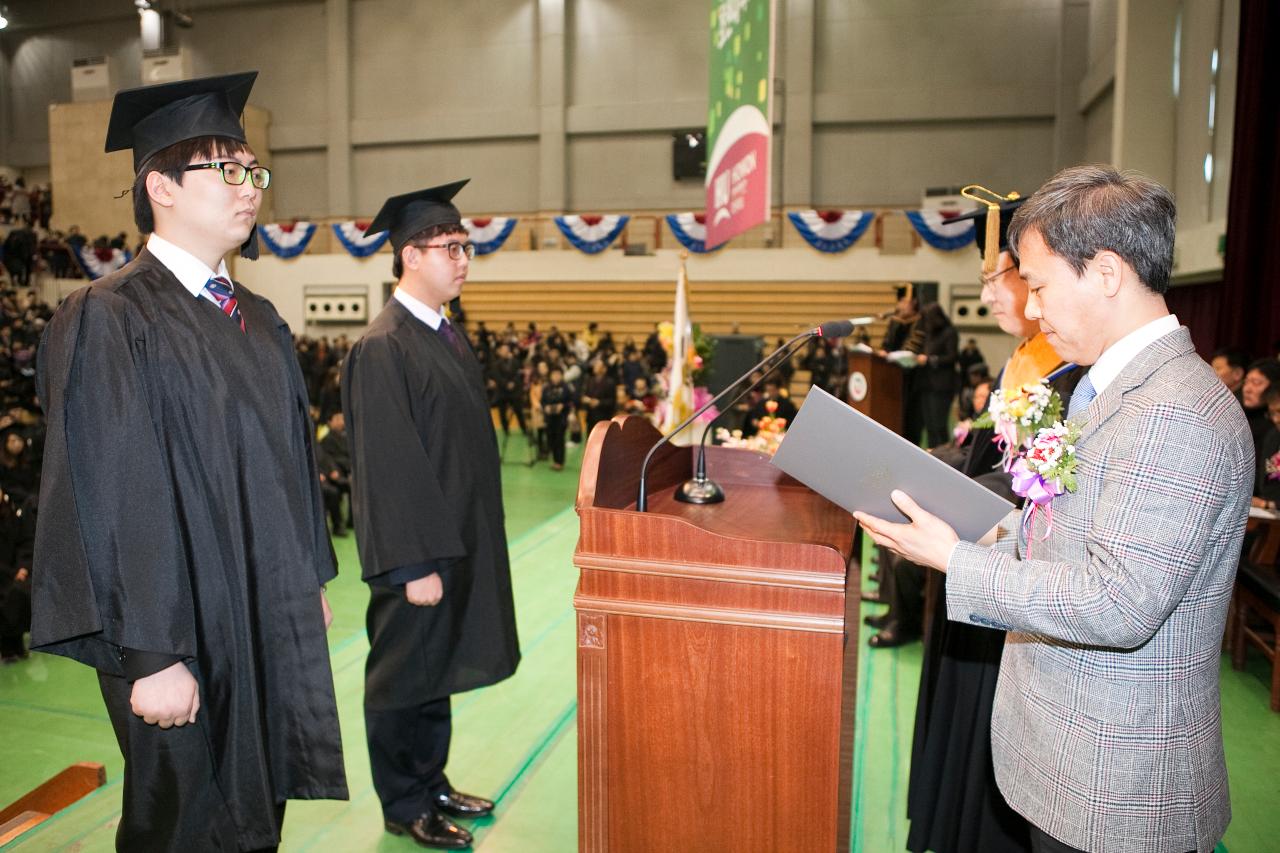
31;250;348;849
342;301;519;710
906;361;1084;853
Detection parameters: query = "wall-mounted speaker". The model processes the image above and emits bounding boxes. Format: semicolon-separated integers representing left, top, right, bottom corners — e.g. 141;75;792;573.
304;294;368;323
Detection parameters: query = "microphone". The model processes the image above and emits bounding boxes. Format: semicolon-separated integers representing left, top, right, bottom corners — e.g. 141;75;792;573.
816;316;878;339
679;347;797;504
636;320;848;511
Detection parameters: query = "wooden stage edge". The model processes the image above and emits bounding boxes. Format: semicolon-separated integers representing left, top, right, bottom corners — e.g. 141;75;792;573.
0;763;107;846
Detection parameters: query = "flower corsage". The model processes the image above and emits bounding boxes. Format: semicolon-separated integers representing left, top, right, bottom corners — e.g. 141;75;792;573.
1267;450;1280;482
973;381;1063;469
1012;419;1082;549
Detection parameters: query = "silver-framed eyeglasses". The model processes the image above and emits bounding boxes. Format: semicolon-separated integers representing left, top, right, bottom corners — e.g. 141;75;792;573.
184;161;272;189
979;265;1016;288
421;241;476;261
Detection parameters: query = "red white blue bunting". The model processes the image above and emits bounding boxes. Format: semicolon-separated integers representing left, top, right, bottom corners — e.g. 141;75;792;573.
787;210;875;253
462;217;518;256
257;221;317;259
553;214;629;255
332;221;390;258
665;212;717;254
905;209;975;251
71;244;132;280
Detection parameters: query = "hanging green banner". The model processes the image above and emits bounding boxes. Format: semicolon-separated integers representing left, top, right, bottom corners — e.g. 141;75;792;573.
705;0;775;249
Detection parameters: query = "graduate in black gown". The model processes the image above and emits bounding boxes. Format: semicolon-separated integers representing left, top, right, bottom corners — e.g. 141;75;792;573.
343;181;520;850
905;190;1083;853
31;73;347;852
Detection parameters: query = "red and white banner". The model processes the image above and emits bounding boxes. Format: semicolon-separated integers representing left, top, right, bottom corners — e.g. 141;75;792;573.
553;214;629;254
257;221;317;258
331;220;391;257
462;216;518;255
71;244;131;280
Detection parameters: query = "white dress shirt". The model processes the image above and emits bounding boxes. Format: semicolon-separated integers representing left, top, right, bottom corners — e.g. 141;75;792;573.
146;233;231;306
393;287;445;330
1084;313;1180;396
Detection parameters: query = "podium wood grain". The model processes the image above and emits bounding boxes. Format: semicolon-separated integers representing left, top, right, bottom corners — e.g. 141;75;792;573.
847;350;905;434
574;416;859;852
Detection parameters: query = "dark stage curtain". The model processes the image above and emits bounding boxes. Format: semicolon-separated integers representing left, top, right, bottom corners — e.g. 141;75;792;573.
1217;0;1280;359
1166;280;1223;359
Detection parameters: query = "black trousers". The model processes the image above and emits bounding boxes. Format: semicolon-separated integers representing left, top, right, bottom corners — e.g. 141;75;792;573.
546;414;568;465
320;480;351;530
365;697;453;824
493;397;526;435
1029;825;1190;853
98;671;284;852
0;582;30;657
879;548;925;637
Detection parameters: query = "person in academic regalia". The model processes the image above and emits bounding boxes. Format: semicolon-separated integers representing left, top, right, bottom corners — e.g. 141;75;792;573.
903;189;1083;853
343;181;520;851
30;73;347;853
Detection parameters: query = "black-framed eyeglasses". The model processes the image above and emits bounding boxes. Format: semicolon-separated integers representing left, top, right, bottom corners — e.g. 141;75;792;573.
184;161;272;190
420;241;476;261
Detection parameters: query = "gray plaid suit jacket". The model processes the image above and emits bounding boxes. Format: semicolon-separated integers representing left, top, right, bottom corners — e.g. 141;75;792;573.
946;327;1253;853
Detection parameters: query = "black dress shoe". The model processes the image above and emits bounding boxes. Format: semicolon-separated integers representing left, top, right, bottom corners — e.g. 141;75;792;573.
385;812;472;849
864;612;891;630
868;626;917;649
434;789;495;819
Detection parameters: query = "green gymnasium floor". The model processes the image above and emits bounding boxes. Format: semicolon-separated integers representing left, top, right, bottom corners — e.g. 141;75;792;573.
2;435;1278;851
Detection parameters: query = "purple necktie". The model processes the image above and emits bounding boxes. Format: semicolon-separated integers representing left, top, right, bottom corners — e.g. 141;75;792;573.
205;276;245;333
438;320;464;356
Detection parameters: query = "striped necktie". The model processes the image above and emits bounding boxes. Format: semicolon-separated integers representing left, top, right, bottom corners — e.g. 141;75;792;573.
1068;372;1097;416
205;276;245;333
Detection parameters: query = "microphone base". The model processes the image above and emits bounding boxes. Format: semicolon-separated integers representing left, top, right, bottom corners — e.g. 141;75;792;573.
674;477;726;505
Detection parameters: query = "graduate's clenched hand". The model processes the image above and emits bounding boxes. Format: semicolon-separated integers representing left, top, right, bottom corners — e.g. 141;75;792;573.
405;572;443;606
131;661;200;728
320;589;334;630
854;490;959;572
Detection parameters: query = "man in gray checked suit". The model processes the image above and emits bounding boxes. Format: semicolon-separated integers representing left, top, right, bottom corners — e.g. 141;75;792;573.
857;165;1253;853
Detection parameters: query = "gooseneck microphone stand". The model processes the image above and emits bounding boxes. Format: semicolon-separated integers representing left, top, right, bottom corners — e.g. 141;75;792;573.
636;327;837;512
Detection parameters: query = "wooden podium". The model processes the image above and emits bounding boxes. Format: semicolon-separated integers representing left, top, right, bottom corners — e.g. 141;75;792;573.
573;416;859;852
846;350;905;434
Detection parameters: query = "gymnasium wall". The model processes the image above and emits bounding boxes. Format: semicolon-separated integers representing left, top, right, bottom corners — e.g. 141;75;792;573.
1;0;1239;284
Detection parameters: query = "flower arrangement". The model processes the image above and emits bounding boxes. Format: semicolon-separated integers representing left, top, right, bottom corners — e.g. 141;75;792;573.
716;400;787;455
1010;420;1082;510
655;321;718;427
973;381;1063;467
972;381;1084;551
657;320;716;385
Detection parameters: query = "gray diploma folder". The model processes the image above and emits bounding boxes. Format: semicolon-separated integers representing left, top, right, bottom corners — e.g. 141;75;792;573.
770;387;1015;542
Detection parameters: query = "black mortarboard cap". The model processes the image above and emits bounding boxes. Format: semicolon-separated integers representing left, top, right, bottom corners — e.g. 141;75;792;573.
367;179;470;255
106;71;261;260
949;196;1026;260
106;71;257;173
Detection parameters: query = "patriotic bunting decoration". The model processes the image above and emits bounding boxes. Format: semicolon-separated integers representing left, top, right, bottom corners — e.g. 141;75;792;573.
787;210;875;253
462;216;518;256
71;244;132;280
553;214;629;255
331;220;391;258
665;212;717;254
257;221;317;259
904;209;976;251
